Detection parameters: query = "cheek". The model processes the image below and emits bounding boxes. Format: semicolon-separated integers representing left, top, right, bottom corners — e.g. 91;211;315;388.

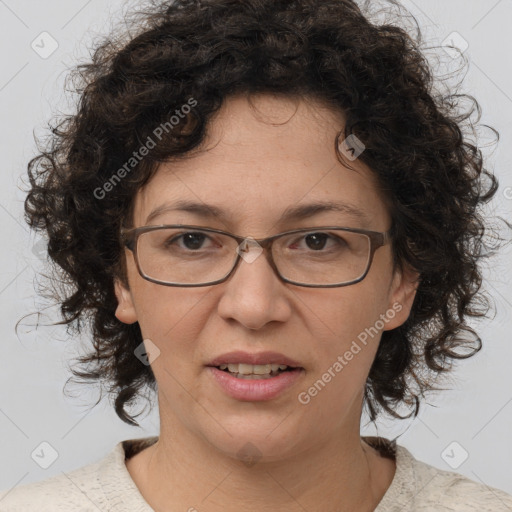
296;283;392;409
131;281;213;361
303;283;389;355
295;328;378;433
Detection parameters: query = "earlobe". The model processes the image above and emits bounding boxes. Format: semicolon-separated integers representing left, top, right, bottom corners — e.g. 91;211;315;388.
114;279;138;324
384;265;420;331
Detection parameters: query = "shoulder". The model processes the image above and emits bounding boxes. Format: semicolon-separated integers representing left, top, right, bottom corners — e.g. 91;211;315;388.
0;437;158;512
404;453;512;511
0;458;105;511
365;437;512;512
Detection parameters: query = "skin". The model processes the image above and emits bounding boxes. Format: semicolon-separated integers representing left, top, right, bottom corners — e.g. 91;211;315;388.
115;93;418;512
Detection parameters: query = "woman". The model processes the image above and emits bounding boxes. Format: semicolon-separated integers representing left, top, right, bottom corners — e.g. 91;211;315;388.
1;0;511;510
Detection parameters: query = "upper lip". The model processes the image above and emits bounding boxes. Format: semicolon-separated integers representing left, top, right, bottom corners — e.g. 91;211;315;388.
207;351;302;368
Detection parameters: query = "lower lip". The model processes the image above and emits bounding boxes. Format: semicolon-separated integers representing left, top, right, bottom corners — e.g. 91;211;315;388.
206;367;304;401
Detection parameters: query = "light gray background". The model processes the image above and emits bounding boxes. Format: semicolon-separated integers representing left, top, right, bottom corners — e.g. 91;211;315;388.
0;0;511;498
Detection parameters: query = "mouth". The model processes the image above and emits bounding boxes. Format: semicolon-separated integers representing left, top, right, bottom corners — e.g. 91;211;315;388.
215;363;299;380
206;365;304;401
205;351;304;401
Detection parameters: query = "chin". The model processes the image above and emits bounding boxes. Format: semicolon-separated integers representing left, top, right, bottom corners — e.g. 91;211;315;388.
197;410;309;464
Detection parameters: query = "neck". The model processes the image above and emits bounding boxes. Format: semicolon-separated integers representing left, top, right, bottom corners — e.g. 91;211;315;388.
126;399;394;512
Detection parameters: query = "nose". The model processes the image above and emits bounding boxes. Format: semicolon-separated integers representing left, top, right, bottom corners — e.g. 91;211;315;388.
216;241;292;330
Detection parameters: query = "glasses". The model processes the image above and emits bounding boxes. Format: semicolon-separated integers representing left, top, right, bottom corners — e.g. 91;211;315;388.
121;224;391;288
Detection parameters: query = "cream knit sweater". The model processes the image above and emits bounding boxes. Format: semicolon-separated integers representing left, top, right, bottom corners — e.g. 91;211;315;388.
1;436;511;511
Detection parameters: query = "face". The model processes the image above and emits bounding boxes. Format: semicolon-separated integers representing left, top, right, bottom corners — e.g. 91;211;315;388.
115;94;417;462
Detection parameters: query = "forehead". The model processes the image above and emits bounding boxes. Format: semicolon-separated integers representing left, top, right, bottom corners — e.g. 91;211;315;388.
133;94;391;232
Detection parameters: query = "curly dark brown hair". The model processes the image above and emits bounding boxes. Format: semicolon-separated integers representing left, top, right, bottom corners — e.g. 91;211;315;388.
24;0;502;426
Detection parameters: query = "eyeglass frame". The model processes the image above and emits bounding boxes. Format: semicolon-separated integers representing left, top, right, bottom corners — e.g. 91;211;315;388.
120;224;392;288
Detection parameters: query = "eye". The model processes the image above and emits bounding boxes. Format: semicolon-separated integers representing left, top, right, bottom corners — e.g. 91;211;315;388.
167;231;218;251
179;232;207;250
303;232;330;251
289;232;347;252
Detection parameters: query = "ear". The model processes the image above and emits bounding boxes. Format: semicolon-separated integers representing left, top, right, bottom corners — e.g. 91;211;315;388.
384;264;420;331
114;278;138;324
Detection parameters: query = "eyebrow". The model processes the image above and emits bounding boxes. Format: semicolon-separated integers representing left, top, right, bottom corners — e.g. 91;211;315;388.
145;199;373;227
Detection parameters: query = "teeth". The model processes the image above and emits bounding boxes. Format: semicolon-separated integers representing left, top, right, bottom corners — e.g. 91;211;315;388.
218;363;289;374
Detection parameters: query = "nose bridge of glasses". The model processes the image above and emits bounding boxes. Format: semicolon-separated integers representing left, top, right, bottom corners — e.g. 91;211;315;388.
237;234;273;249
226;234;287;286
234;235;273;265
